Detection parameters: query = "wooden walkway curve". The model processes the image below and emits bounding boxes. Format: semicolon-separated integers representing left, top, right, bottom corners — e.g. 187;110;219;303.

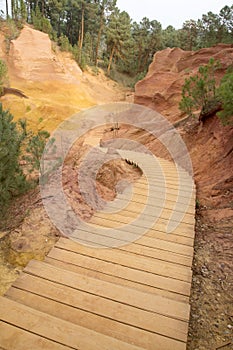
0;150;196;350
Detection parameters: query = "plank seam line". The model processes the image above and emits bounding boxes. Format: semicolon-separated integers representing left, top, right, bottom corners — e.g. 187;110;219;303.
72;230;193;258
88;215;195;231
74;226;194;248
82;223;195;240
100;195;195;216
100;202;195;216
72;237;193;269
93;211;194;226
0;319;75;349
53;243;192;267
22;272;189;323
8;288;187;343
46;256;189;299
54;246;192;284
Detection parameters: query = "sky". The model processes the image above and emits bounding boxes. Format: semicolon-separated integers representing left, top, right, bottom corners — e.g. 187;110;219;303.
116;0;232;29
0;0;231;29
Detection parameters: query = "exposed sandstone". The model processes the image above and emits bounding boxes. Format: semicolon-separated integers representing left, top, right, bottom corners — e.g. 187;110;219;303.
135;44;233;123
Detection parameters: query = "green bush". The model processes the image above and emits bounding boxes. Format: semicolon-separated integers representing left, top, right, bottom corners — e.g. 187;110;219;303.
0;59;8;94
179;58;221;118
179;59;233;125
217;67;233;125
58;34;72;52
0;105;28;210
23;130;50;175
4;19;22;53
0;104;50;212
71;45;86;71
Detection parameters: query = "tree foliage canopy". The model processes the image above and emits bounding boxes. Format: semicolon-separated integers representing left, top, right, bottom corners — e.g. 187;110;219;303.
2;1;232;78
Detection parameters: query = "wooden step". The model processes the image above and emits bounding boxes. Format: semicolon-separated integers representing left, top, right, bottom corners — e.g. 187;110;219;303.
54;238;192;283
24;260;190;321
1;153;195;350
0;296;144;350
44;255;189;303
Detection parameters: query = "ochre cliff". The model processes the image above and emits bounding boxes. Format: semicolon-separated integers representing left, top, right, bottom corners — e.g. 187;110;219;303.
135;44;233;123
0;25;126;132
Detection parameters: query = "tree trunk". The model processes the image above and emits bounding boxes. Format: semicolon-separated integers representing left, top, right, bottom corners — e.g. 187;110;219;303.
95;6;104;66
107;45;115;74
199;100;222;122
11;0;14;19
41;0;45;16
79;3;85;51
5;0;9;18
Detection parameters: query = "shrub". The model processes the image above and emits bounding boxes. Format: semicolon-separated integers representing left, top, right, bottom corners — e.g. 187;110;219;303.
0;105;28;210
58;34;72;52
179;58;221;118
23;130;50;176
217;67;233;125
0;104;50;212
71;45;86;71
179;59;233;125
0;59;8;94
4;19;21;53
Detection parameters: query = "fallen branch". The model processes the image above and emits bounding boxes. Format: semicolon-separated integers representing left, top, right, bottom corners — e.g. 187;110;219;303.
1;87;28;99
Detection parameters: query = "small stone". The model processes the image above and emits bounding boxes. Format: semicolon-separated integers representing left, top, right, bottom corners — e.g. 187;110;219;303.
192;314;199;319
227;324;232;329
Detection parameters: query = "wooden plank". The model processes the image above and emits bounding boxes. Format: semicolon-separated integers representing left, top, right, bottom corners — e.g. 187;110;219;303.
24;259;190;322
54;238;192;283
88;215;195;239
107;189;196;215
68;228;194;263
75;236;192;264
134;178;195;192
54;239;192;294
118;185;196;202
133;179;193;191
73;223;194;255
6;288;186;350
135;175;195;187
0;296;143;350
10;273;189;343
145;229;193;246
118;242;193;266
81;222;195;247
87;215;195;239
97;192;195;219
102;197;195;215
45;255;189;303
93;208;195;225
85;222;194;247
0;322;71;350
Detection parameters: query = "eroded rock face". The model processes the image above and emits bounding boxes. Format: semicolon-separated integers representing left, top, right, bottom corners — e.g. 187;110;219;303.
134;44;233;206
9;26;82;82
135;44;233;123
0;25;127;133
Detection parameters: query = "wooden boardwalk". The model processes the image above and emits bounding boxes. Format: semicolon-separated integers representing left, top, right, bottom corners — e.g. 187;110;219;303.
0;151;196;350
